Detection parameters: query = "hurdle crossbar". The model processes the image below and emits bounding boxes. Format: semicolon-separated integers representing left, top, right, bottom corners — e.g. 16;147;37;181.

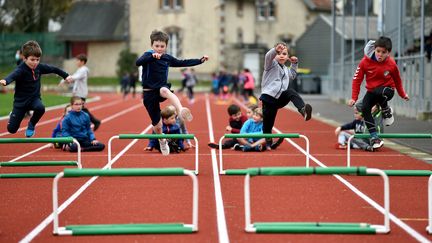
53;167;198;235
108;134;199;174
244;166;390;234
0;137;81;178
218;133;310;175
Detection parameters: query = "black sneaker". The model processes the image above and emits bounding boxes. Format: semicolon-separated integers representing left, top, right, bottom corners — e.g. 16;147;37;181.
301;104;312;121
270;138;284;149
232;143;243;151
208;143;219;149
382;107;394;126
370;137;384;149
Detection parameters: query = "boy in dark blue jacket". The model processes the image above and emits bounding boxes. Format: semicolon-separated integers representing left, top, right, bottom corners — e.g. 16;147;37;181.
61;96;105;152
136;30;208;156
0;40;72;137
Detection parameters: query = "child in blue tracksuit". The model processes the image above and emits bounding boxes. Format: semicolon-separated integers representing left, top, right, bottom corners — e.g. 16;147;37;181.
0;40;72;137
61;96;105;152
145;106;185;153
235;107;266;152
136;29;208;156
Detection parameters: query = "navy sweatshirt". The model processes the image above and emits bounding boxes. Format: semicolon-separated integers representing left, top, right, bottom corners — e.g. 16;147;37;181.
136;51;203;89
4;62;69;107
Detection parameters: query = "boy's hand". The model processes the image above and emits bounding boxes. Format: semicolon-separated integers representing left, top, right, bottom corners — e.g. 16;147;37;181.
275;44;285;54
289;56;298;64
347;99;356;107
201;55;209;62
65;76;73;83
403;95;410;101
0;79;7;86
335;127;341;136
225;126;232;132
152;53;162;59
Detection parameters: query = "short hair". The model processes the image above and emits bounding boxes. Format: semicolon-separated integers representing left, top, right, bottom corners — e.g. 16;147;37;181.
375;36;392;52
227;104;241;116
161;106;176;119
150;30;169;45
70;96;82;105
254;107;263;118
22;40;42;58
247;104;258;112
76;54;87;64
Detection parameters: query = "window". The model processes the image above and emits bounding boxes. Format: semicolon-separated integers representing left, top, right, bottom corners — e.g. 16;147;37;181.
166;30;181;57
237;28;243;44
256;0;276;21
160;0;183;10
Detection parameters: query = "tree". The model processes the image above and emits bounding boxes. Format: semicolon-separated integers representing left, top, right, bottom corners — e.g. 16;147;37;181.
0;0;72;32
116;49;138;78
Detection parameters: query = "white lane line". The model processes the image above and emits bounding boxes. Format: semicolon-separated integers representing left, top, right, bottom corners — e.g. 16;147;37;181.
0;98;124;137
205;94;230;243
20;126;152;243
272;127;430;243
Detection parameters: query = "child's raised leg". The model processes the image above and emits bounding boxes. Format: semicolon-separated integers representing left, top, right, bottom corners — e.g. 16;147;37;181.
26;99;46;137
7;107;27;134
159;87;193;122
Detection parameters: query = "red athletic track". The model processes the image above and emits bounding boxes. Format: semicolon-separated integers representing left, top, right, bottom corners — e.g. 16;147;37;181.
0;92;430;243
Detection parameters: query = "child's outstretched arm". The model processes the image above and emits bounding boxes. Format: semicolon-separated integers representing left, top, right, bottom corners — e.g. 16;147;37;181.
349;60;366;106
136;52;155;66
168;55;209;68
264;48;277;71
0;79;6;86
390;68;410;101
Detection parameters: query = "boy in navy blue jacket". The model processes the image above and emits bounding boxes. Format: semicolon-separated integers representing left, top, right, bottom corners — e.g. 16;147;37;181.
0;40;72;137
136;30;208;155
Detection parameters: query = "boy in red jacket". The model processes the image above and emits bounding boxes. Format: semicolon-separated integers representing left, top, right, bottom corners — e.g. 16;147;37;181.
348;36;409;149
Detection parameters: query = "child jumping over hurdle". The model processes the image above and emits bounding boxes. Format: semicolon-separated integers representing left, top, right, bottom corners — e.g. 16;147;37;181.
136;30;208;156
260;42;312;150
0;40;72;137
348;36;409;149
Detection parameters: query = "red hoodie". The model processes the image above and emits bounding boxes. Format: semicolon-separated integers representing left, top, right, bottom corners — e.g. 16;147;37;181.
351;55;407;101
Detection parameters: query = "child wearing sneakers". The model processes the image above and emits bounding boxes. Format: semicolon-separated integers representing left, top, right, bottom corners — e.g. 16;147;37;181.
208;104;248;149
145;106;185;153
260;42;312;150
136;30;208;155
335;102;374;152
348;36;409;149
0;40;72;137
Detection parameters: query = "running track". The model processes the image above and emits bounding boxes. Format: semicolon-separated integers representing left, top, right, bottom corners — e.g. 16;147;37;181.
0;93;430;243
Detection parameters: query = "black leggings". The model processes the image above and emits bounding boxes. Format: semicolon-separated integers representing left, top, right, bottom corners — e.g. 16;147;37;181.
362;86;394;134
7;99;45;134
68;138;105;152
262;89;305;135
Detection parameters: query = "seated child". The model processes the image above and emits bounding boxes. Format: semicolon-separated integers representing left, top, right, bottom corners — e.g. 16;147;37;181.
145;106;185;153
61;96;105;152
166;105;194;150
51;104;71;148
208;104;248;149
234;107;266;152
334;102;375;152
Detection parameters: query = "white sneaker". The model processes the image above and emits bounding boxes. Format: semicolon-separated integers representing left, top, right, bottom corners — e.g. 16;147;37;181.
382;107;394;126
159;139;170;156
180;107;193;122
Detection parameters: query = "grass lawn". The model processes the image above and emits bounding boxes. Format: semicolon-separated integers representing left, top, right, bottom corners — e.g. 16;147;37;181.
0;92;70;117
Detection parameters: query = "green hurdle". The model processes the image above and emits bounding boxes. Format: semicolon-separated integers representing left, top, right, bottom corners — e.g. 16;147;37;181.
108;133;199;174
218;133;310;175
428;175;432;234
0;137;81;178
244;166;390;234
347;133;432;176
53;167;198;236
